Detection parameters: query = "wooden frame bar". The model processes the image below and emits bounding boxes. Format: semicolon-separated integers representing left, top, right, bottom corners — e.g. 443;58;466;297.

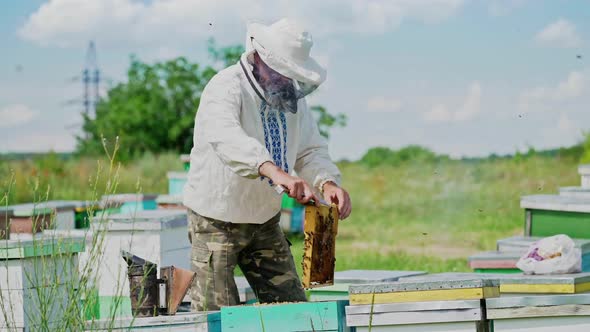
301;203;339;289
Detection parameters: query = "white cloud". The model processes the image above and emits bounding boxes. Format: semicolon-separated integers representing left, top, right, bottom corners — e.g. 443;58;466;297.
19;0;465;48
0;104;38;127
519;70;587;112
367;96;403;113
424;82;482;122
455;82;482;121
535;19;582;48
424;104;452;122
0;132;75;152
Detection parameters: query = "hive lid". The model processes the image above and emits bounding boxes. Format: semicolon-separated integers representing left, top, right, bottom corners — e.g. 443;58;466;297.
92;209;187;230
498;272;590;285
0;235;85;259
520;194;590;212
468;251;522;262
486;293;590;309
579;165;590;175
156;194;184;205
309;283;351;293
349;277;499;294
402;272;590;286
85;312;218;329
497;236;590;254
101;193;158;203
11;204;54;217
11;201;91;213
560;186;590;193
334;270;426;284
167;171;188;179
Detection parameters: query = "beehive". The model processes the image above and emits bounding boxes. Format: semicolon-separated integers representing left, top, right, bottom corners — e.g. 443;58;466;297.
101;193;158;214
88;210;191;318
0;235;84;330
221;301;350;332
156;194;185;210
167;172;188;196
521;195;590;238
401;272;590;295
486;294;590;332
9;206;53;235
346;300;486;332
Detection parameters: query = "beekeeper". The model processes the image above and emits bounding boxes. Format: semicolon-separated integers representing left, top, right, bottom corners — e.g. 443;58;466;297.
183;18;352;311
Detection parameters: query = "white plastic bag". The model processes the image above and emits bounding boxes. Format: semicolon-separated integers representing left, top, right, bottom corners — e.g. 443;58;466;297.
516;234;582;275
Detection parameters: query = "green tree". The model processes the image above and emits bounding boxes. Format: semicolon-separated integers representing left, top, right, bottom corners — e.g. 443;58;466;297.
77;41;346;160
310;105;347;139
581;131;590;163
360;145;445;167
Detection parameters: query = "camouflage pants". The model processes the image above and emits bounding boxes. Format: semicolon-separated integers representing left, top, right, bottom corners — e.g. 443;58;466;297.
187;209;306;311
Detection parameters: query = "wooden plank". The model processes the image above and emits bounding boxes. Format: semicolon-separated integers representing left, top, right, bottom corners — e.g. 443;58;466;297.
492;316;590;332
499;281;590;294
309;283;350;301
221;301;348;332
346;300;482;314
346;308;482;326
349;287;499;305
559;186;590;199
355;322;478;332
469;260;517;269
350;278;499;294
85;311;220;331
520;195;590;213
0;237;85;259
497;236;590;254
487;304;590;319
334;270;426;284
486;294;590;309
302;203;339;289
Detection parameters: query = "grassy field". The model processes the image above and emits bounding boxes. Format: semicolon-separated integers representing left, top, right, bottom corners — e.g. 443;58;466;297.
0;152;581;275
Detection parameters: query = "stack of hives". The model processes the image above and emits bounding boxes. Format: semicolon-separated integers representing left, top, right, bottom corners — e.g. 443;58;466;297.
469;164;590;273
397;272;590;332
155;154;190;210
346;276;499;331
278;195;305;234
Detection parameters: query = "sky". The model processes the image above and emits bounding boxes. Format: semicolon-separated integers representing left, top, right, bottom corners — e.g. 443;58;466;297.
0;0;589;160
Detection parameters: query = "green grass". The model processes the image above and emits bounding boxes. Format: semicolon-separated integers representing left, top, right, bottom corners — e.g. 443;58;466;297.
1;152;581;275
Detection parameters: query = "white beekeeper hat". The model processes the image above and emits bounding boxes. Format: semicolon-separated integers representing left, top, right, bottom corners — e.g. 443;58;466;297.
245;18;327;86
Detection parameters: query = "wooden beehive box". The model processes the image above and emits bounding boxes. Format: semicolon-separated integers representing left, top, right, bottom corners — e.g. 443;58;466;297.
9;206;53;235
221;301;350;332
302;203;339;289
521;194;590;238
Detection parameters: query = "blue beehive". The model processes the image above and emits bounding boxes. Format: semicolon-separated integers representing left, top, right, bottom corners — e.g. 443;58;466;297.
168;172;188;195
221;300;350;332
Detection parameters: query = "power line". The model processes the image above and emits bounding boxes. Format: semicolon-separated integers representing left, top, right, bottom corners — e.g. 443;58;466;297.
84;41;100;118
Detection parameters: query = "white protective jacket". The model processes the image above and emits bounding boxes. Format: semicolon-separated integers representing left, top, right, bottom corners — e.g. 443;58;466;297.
183;54;341;224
